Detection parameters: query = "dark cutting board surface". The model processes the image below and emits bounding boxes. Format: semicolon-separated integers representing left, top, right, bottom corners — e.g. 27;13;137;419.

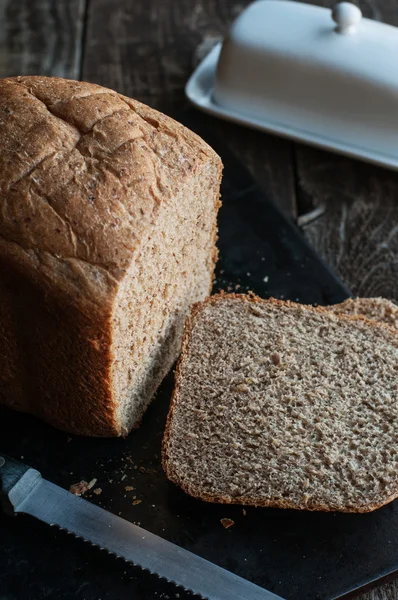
1;111;397;600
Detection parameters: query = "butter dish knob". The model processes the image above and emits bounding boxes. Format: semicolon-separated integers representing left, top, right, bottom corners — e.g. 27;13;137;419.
332;2;362;35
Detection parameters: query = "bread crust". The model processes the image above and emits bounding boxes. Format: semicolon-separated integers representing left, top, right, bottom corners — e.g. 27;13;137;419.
0;76;222;436
0;262;119;436
162;292;398;512
329;297;398;330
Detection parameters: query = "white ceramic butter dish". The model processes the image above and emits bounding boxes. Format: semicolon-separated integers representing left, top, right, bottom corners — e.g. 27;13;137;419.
186;0;398;170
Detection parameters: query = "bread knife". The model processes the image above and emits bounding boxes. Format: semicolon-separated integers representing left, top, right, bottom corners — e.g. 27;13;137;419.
0;454;284;600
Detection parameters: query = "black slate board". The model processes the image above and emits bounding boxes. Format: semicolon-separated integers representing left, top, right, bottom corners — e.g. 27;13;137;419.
1;111;397;600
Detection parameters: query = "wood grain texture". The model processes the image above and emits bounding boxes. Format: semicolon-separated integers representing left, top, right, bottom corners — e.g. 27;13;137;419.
361;580;398;600
0;0;86;78
298;147;398;300
82;0;296;215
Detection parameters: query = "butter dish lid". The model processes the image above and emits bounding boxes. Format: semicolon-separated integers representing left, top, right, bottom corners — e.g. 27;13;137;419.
186;0;398;170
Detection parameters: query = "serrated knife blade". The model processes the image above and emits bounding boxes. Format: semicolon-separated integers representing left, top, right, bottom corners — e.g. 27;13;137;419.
0;454;284;600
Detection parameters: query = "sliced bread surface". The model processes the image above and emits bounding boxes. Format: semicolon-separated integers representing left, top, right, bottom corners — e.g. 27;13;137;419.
329;297;398;331
163;294;398;512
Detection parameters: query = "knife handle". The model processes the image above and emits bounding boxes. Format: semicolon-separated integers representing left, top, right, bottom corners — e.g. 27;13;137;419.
0;453;34;514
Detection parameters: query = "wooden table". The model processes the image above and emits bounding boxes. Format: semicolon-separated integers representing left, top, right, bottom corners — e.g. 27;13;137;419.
0;1;397;598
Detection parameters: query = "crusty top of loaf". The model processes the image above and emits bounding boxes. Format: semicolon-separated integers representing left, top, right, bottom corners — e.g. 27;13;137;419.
0;76;220;315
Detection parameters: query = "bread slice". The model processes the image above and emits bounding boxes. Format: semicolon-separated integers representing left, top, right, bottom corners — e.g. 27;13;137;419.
163;294;398;512
328;297;398;331
0;76;222;436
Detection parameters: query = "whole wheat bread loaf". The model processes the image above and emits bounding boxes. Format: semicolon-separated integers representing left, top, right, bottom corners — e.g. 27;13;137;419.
163;294;398;512
329;297;398;331
0;76;222;436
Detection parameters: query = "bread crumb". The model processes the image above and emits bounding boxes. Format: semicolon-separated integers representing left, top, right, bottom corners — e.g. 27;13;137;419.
242;509;247;516
87;478;97;490
220;518;235;529
125;486;135;492
132;499;142;505
249;306;263;317
69;481;89;496
236;383;250;393
270;352;281;366
93;488;102;495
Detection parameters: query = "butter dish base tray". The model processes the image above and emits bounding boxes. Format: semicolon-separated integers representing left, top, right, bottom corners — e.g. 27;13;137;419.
186;1;398;171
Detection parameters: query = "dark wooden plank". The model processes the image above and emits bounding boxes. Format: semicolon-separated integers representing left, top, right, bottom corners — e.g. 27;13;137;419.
82;0;296;216
293;0;398;304
297;147;398;300
0;0;87;78
83;0;248;109
362;579;398;600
